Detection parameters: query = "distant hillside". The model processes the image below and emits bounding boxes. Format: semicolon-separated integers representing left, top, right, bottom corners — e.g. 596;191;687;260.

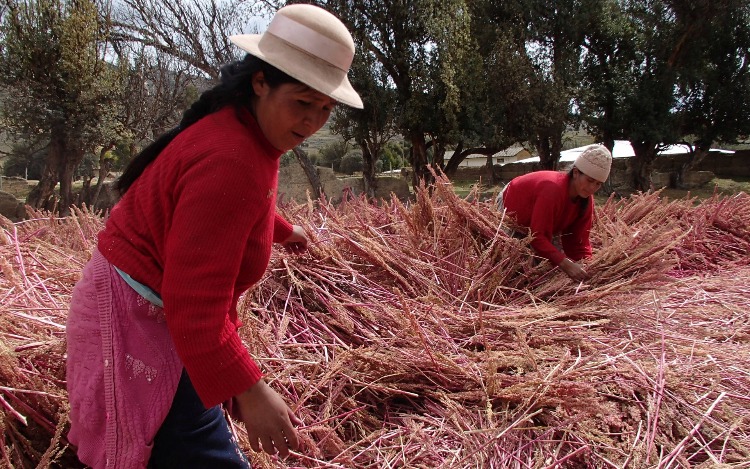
301;120;341;155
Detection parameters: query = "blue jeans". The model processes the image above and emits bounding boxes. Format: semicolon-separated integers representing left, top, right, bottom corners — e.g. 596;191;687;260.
148;370;251;468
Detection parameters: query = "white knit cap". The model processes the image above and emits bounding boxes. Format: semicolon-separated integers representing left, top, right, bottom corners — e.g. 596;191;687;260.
229;4;363;109
574;144;612;182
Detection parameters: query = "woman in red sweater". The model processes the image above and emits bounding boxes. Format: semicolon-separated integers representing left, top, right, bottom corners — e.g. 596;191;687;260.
65;4;363;468
498;144;612;281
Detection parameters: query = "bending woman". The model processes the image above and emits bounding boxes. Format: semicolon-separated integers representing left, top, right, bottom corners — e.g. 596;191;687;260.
498;144;612;281
65;4;363;468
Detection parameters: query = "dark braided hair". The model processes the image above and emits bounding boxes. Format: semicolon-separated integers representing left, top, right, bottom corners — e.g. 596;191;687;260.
116;54;301;195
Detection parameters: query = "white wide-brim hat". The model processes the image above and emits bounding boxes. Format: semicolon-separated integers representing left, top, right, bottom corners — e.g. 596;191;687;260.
230;4;363;109
574;144;613;182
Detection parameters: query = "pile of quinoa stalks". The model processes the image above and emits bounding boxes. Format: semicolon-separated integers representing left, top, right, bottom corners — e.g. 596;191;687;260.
1;174;749;468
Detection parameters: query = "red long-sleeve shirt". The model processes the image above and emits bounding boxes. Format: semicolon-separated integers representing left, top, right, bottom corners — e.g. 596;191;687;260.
502;170;593;265
97;105;293;407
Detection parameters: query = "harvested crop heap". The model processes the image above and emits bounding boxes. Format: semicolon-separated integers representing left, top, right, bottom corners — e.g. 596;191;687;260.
1;177;749;468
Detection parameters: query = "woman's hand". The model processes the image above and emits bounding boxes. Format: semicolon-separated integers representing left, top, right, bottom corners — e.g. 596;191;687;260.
280;225;308;255
235;379;301;458
559;258;589;282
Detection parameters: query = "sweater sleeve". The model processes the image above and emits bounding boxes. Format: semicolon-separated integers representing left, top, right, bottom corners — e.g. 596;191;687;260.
561;198;594;261
161;152;268;408
528;185;567;266
273;213;294;243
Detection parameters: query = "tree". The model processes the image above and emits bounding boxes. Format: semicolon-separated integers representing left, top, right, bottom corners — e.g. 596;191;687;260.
339;148;364;175
579;0;683;191
579;0;745;191
110;0;260;79
623;0;701;191
442;0;539;180
317;140;350;172
0;0;122;213
325;0;474;190
577;0;638;154
110;0;336;196
513;0;598;170
330;53;398;197
109;44;200;166
674;0;750;186
2;140;47;179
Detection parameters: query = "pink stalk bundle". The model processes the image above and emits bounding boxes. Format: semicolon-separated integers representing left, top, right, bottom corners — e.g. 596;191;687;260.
0;206;102;468
1;182;749;468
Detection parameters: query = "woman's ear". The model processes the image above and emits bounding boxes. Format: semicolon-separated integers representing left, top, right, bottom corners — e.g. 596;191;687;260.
251;71;269;97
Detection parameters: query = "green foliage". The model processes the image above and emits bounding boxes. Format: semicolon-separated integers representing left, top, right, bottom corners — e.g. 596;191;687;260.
575;0;750;189
380;141;406;171
279;151;296;168
339;149;364;175
2;142;46;179
464;5;538;148
675;0;750;147
0;0;746;199
0;0;122;142
317;140;351;171
75;152;100;180
0;0;123;209
326;0;476;182
108;141;137;173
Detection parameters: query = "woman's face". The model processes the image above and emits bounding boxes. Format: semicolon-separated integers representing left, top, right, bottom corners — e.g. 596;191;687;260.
571;167;604;199
252;72;337;151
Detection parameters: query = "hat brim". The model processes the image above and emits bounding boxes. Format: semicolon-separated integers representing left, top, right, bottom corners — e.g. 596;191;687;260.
231;34;364;109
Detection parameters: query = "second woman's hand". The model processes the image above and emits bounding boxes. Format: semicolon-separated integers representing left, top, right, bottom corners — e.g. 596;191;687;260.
281;225;309;255
559;258;589;282
236;379;301;458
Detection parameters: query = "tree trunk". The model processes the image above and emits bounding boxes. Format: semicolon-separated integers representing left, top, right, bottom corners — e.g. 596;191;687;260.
26;136;64;210
536;129;563;171
537;135;562;171
409;132;430;190
443;141;464;178
599;136;616;195
91;143;116;209
433;141;446;170
80;176;92;206
292;147;324;200
629;141;659;191
677;145;710;189
361;147;377;199
486;153;496;185
359;139;378;199
537;137;555;170
59;146;84;216
551;137;562;171
92;160;112;210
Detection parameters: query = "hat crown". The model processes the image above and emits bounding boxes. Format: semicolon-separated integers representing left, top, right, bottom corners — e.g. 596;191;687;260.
278;4;355;51
229;4;363;108
265;4;354;72
574;144;612;182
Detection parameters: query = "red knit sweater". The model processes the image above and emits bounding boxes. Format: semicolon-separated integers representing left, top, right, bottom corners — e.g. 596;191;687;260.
502;171;593;265
98;105;293;408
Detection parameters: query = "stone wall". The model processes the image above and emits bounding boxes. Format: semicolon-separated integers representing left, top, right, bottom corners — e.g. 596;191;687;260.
449;166;498;183
484;150;750;192
0;191;25;222
0;176;32;197
1;151;744;221
673;150;750;178
278;164;411;204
